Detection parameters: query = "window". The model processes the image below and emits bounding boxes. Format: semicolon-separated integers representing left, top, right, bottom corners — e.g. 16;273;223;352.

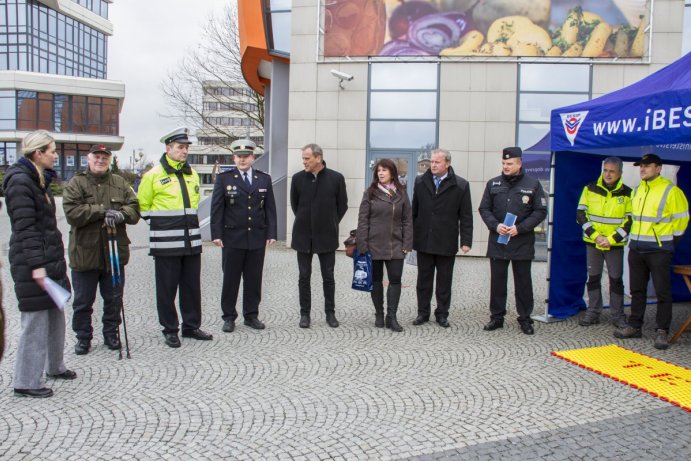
368;63;439;198
368;63;439;149
265;0;290;56
13;91;119;135
0;90;16;130
516;63;591;149
0;142;18;166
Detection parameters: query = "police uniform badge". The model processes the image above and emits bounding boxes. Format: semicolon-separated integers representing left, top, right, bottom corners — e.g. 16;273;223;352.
522;195;530;204
160;177;171;185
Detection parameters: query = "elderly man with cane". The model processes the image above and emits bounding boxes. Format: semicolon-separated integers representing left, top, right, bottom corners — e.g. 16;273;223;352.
63;144;139;355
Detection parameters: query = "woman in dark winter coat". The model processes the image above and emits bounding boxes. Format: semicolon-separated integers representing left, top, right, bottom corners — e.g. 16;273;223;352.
356;159;413;332
3;130;75;398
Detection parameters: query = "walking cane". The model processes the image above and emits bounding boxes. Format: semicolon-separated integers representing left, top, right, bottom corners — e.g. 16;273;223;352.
107;226;131;359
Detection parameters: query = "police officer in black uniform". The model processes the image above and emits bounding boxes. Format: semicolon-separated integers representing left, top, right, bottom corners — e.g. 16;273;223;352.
478;147;547;335
210;139;277;332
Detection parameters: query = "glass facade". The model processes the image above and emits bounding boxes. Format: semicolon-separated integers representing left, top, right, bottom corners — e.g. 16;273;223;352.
73;0;108;18
0;0;107;78
188;153;234;165
14;90;118;135
0;141;91;180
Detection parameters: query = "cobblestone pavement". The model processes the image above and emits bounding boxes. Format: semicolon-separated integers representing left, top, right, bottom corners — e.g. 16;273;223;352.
0;202;689;460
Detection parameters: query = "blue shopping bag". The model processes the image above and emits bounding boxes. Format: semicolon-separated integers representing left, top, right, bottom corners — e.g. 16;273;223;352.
352;250;373;292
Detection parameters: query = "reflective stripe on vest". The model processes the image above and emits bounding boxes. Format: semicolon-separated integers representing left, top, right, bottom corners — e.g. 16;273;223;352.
141;208;198;218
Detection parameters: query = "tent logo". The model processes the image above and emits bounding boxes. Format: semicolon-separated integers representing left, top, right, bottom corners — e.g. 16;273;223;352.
560;111;589;146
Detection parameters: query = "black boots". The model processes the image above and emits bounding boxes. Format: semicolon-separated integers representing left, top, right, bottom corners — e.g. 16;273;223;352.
385;284;403;332
371;283;385;328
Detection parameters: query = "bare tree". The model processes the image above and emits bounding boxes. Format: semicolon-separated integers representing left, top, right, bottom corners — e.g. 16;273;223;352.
161;4;264;152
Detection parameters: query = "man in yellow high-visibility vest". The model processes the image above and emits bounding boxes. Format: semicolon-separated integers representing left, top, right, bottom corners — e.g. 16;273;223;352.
614;154;689;350
576;157;632;329
138;127;213;348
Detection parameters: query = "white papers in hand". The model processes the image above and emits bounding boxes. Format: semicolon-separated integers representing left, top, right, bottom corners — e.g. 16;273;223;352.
44;277;71;311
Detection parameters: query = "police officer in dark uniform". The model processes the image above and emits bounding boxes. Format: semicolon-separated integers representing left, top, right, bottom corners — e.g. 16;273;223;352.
210;139;277;332
478;147;547;335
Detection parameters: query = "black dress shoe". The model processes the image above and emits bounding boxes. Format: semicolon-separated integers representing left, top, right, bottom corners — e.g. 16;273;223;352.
299;315;310;328
244;318;266;330
483;319;504;331
520;322;535;335
47;369;77;380
74;339;91;355
164;333;181;348
412;316;429;325
14;388;53;398
181;329;214;340
437;318;450;328
325;313;339;328
222;320;235;333
103;334;121;350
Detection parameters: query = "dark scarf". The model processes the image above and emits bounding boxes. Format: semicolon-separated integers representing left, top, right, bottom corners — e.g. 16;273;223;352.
18;157;58;189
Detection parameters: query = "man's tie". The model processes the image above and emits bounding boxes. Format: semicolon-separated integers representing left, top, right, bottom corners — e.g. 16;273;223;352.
434;176;441;191
243;172;251;188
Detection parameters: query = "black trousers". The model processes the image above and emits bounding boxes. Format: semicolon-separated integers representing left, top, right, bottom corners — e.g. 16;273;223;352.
221;246;266;322
372;259;404;285
416;252;456;320
71;268;125;340
297;251;335;315
628;249;673;331
489;258;534;323
154;254;202;334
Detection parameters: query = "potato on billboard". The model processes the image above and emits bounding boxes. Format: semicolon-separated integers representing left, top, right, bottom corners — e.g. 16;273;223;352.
323;0;650;59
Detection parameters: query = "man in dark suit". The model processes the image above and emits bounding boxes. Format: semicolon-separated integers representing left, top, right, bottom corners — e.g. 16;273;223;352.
412;148;473;327
210;139;277;332
290;143;348;329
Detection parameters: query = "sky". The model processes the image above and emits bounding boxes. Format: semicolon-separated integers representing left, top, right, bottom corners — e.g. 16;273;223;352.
108;0;230;167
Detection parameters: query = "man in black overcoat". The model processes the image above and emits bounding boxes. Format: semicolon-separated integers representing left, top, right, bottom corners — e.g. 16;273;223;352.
211;139;277;332
290;143;348;328
412;148;473;327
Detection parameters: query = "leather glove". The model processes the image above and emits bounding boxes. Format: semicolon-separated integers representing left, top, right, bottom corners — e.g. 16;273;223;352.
104;209;125;228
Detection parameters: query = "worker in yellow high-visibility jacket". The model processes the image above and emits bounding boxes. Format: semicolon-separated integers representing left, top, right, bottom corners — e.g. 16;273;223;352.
614;154;689;350
576;157;632;329
138;127;213;348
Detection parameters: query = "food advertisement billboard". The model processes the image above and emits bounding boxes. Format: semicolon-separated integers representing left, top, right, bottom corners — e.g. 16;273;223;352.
323;0;650;59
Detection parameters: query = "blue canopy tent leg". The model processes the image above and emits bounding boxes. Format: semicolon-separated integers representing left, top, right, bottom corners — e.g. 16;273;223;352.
532;151;566;323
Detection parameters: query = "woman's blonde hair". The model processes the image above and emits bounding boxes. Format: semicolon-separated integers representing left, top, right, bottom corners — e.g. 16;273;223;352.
21;130;54;159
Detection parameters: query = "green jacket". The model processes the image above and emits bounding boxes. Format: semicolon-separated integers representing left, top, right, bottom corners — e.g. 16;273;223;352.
63;170;140;271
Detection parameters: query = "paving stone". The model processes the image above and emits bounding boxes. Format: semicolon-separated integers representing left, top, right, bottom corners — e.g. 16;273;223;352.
0;203;689;460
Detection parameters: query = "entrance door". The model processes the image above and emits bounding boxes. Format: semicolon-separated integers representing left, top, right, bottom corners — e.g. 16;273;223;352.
368;151;428;199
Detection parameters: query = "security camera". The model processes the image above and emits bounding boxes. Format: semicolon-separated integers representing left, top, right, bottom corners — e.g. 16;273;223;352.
330;69;354;81
330;69;354;89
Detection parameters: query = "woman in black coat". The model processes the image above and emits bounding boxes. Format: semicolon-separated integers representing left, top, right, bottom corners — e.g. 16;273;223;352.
3;130;75;398
356;159;413;332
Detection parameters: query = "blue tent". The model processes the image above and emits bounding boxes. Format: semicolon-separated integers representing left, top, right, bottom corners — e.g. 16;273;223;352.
547;53;691;319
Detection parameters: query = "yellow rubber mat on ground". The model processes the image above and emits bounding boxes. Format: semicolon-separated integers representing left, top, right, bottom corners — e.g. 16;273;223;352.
552;344;691;411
